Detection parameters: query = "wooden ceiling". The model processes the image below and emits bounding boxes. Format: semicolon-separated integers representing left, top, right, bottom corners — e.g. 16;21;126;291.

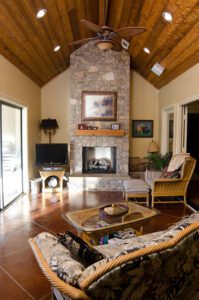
0;0;198;88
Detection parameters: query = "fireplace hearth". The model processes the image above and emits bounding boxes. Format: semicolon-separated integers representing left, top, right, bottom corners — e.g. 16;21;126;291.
82;146;116;174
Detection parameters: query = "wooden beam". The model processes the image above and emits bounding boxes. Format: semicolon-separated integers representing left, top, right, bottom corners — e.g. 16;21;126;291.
127;0;145;27
108;0;125;29
98;0;109;26
56;0;74;44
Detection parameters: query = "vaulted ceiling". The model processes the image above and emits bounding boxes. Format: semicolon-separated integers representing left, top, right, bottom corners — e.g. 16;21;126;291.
0;0;198;88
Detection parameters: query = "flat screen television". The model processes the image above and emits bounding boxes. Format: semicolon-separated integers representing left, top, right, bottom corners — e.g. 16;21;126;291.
35;143;68;166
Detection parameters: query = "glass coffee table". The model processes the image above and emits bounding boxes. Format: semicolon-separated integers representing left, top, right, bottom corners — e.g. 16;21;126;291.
63;202;158;245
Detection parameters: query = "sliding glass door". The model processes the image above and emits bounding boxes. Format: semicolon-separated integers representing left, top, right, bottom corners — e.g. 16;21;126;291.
0;102;23;209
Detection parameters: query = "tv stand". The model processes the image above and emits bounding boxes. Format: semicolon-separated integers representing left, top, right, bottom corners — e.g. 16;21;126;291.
39;169;65;193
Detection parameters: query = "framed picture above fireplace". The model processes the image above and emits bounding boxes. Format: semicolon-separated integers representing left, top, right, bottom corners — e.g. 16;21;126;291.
81;91;117;121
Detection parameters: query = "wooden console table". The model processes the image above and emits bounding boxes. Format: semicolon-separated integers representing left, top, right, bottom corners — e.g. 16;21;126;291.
39;170;65;193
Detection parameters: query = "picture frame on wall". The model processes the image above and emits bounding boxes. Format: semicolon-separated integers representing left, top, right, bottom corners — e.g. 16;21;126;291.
132;120;153;138
81;91;117;121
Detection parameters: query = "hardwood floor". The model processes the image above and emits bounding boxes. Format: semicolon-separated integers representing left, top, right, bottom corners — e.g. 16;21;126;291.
0;187;198;300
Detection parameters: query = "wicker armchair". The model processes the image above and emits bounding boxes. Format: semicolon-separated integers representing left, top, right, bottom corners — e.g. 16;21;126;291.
145;156;196;208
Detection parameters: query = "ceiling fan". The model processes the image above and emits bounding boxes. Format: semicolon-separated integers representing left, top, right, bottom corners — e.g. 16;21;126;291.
69;2;147;51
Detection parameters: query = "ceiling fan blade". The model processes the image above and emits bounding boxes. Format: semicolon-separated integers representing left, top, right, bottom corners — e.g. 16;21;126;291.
111;40;122;52
115;27;147;37
69;37;98;46
80;20;102;33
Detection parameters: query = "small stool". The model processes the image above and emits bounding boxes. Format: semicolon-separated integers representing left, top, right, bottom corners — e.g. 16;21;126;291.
123;179;150;206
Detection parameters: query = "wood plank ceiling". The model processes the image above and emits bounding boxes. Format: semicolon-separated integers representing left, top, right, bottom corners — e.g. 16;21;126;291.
0;0;198;88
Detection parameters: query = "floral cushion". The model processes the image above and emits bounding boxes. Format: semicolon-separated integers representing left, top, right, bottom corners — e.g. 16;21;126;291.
161;166;181;178
52;287;72;300
34;232;85;285
78;212;199;286
81;230;199;299
35;212;199;300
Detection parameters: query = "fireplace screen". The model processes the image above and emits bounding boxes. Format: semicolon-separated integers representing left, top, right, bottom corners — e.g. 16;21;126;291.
82;147;116;174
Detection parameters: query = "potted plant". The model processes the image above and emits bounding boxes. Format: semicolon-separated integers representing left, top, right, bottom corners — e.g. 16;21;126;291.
148;152;171;171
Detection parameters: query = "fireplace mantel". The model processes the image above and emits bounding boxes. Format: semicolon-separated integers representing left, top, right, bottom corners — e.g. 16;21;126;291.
75;129;125;136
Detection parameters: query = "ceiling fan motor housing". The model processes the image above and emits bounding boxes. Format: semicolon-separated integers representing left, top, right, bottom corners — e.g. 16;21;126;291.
96;40;114;50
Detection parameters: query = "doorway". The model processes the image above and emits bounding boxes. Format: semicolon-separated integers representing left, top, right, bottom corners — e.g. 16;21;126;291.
161;106;174;155
0;102;23;209
186;100;199;174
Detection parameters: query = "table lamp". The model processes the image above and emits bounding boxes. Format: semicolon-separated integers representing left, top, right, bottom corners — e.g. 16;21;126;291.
147;140;159;153
40;118;59;143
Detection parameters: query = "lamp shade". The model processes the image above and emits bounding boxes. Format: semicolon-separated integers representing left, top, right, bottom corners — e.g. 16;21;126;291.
147;140;159;153
40;119;58;130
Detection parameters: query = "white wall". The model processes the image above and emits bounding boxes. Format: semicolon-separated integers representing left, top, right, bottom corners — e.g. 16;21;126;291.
130;71;159;157
41;69;70;144
0;55;41;179
159;63;199;107
159;63;199;154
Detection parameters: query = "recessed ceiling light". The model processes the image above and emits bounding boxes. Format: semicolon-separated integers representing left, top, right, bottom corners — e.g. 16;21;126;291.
162;11;173;23
36;9;47;19
53;45;61;52
151;63;165;76
143;47;150;54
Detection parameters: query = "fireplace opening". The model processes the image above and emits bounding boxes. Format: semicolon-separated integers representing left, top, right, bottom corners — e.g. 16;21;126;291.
82;147;116;174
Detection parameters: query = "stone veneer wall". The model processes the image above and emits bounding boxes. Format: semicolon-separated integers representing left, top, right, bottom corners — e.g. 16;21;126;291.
70;42;130;185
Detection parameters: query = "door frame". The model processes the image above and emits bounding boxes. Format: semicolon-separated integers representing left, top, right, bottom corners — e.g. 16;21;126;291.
176;95;199;154
0;95;28;209
161;105;174;154
161;95;199;156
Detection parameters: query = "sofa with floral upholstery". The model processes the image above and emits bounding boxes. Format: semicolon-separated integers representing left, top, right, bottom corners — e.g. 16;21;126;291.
29;211;199;300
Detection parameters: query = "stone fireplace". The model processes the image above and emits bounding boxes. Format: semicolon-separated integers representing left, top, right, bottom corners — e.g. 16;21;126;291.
82;146;116;174
69;42;130;190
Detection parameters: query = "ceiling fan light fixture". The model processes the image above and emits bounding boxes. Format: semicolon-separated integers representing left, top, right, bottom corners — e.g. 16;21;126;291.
36;9;47;19
162;11;173;23
53;45;61;52
143;47;150;54
96;41;113;51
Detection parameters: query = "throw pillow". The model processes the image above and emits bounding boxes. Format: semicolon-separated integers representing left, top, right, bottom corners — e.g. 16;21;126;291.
167;153;190;172
161;166;181;178
58;231;105;267
34;232;84;285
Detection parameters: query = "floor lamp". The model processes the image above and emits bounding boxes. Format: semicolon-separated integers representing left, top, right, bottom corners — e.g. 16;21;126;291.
40;118;59;143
